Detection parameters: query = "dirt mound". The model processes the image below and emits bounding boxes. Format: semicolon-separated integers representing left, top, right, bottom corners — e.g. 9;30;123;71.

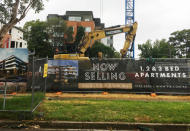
46;93;190;101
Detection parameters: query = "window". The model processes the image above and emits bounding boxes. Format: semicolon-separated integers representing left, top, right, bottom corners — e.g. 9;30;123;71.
11;41;15;48
9;29;12;35
71;26;74;31
68;16;81;22
16;42;18;48
85;27;91;32
20;42;22;48
84;18;90;21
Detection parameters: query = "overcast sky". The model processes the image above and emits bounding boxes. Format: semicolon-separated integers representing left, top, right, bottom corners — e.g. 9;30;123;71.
18;0;190;58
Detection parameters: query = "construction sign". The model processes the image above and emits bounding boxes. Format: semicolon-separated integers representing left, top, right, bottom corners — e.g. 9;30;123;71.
43;64;48;78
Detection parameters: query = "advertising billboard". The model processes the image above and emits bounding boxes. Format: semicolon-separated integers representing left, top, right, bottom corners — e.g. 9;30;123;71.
0;48;28;82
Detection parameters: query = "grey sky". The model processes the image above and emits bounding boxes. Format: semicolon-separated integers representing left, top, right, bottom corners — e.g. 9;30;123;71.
18;0;190;58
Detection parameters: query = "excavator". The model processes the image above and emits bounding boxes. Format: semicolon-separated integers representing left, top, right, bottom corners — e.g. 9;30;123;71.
54;22;137;60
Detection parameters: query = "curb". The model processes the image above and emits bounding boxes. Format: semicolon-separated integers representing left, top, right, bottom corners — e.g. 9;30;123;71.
1;121;190;131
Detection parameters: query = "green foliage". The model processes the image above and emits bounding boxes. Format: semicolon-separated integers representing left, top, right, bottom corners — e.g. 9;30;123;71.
65;26;74;43
24;18;74;57
74;26;85;47
138;39;175;58
47;17;73;47
113;51;121;58
24;20;54;58
0;0;47;46
0;0;46;23
138;40;152;58
87;41;120;58
169;29;190;58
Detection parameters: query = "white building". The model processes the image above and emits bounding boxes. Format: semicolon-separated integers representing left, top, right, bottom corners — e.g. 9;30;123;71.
0;21;27;48
9;27;27;48
101;36;114;49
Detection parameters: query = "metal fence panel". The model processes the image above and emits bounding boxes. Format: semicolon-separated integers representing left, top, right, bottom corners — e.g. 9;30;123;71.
0;49;29;111
0;56;47;112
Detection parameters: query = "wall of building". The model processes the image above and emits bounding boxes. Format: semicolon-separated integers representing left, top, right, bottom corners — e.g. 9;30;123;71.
0;21;27;49
9;28;27;48
2;34;11;48
66;21;95;41
47;12;113;49
101;36;114;48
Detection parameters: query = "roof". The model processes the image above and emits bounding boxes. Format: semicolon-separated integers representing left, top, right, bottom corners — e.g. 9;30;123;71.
66;11;94;18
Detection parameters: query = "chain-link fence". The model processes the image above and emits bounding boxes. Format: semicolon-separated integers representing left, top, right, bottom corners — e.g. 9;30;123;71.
0;56;47;113
47;58;190;94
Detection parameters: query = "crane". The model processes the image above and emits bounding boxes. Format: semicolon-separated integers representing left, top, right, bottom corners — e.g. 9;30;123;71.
126;0;135;58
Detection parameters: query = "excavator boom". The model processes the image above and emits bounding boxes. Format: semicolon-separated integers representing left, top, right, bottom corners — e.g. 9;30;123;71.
79;22;138;57
54;22;138;60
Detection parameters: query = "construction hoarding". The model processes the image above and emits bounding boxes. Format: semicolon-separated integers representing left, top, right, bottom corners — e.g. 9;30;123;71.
39;58;190;94
78;58;190;93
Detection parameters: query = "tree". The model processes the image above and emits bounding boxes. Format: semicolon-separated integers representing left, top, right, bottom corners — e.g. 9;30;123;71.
138;40;152;58
169;29;190;58
138;39;175;58
24;20;54;58
87;41;120;58
74;26;85;46
0;0;47;47
46;17;73;53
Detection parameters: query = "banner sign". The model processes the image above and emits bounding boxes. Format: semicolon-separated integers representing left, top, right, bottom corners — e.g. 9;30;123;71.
47;60;78;90
43;64;48;78
78;59;190;93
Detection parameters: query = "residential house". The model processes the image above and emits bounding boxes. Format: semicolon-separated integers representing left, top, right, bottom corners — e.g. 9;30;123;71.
0;21;27;48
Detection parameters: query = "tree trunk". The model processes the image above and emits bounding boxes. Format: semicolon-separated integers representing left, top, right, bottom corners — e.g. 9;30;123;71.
0;19;18;47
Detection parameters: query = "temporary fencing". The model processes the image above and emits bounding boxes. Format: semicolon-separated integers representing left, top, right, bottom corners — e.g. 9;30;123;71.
0;57;190;114
0;57;47;113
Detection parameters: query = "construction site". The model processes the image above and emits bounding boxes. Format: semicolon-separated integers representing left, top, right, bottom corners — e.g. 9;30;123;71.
0;0;190;130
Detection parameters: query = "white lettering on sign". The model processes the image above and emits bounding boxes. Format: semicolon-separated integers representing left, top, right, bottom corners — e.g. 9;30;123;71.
84;62;188;81
136;65;187;78
135;72;187;78
93;63;118;71
106;30;122;35
84;72;127;81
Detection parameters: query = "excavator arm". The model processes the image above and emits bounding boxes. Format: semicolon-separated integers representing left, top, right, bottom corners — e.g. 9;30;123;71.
54;22;137;60
120;22;137;57
79;30;107;55
78;22;138;57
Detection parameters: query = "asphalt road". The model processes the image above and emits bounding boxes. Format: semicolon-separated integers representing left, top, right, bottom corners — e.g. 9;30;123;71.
0;128;138;131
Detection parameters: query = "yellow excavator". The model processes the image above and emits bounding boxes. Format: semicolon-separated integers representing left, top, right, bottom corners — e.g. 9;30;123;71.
54;22;138;60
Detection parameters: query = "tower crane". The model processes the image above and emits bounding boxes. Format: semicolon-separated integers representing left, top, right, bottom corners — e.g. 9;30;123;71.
126;0;135;58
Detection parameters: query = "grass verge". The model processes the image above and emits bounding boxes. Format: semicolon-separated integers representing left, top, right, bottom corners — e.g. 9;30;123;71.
38;98;190;124
0;92;44;120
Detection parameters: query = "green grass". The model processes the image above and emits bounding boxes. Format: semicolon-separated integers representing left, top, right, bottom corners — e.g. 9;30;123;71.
0;92;44;111
39;98;190;123
0;92;45;119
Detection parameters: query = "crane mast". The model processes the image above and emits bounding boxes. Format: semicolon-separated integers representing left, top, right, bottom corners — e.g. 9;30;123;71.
125;0;135;58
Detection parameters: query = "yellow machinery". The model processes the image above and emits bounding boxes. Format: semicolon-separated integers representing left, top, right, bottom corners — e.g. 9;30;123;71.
54;22;138;60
